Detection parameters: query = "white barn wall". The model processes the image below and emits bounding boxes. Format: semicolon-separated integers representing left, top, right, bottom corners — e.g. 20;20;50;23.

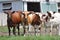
24;2;27;11
0;3;3;12
21;0;54;1
22;0;60;2
12;1;23;11
0;13;7;26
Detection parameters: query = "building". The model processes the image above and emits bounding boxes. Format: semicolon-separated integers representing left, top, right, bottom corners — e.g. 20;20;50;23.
0;0;60;26
0;0;60;13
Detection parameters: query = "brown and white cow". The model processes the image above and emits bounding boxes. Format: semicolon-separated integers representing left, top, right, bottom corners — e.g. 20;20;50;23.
22;11;42;35
35;12;54;35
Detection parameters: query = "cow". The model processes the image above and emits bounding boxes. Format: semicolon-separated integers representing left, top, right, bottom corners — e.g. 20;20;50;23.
34;12;53;35
43;11;60;35
4;10;23;36
31;13;42;35
48;11;60;35
21;11;34;36
22;11;42;35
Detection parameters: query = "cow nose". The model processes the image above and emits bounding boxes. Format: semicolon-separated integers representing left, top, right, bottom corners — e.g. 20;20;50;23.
51;17;54;19
25;18;27;21
24;18;28;25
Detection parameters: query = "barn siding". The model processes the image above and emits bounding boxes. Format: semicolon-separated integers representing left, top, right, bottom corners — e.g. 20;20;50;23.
24;2;27;11
12;1;23;11
0;3;3;12
40;2;58;13
23;0;50;2
0;0;60;26
23;0;60;2
0;0;12;1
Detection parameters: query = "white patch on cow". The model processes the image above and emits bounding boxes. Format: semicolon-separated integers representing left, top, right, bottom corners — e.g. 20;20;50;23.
52;13;60;18
35;12;43;21
50;13;60;24
23;11;30;14
21;14;24;17
35;12;39;14
39;13;48;22
29;24;33;31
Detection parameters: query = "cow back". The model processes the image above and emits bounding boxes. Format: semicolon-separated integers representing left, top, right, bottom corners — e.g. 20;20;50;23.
11;11;22;24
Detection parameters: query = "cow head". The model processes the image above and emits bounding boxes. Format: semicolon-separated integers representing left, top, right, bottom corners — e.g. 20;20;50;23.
4;11;15;19
47;11;56;19
21;11;34;25
45;11;56;22
22;11;34;19
41;14;47;22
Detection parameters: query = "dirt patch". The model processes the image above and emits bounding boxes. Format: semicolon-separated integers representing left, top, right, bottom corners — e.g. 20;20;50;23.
0;32;8;36
0;28;58;36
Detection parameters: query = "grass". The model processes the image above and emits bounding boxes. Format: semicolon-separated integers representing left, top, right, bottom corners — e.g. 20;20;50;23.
0;26;60;40
0;26;8;32
0;35;60;40
0;26;23;32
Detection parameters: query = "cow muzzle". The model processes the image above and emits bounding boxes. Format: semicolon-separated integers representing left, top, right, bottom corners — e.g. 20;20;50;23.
24;18;28;25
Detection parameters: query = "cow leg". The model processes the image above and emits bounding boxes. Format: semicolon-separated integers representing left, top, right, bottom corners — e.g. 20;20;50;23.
21;23;25;36
34;27;36;36
25;26;29;36
23;26;25;36
8;27;11;36
50;24;53;35
39;27;41;35
13;27;16;35
56;25;58;35
17;24;20;35
34;25;36;36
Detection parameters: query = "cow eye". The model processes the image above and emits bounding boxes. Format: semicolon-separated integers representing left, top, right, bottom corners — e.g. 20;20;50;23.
4;11;8;14
51;17;54;19
12;11;15;14
28;13;31;15
21;13;24;15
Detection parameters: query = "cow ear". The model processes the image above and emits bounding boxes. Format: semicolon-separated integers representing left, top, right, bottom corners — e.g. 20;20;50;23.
21;12;24;15
12;11;15;14
30;11;34;14
47;11;52;17
4;11;8;14
53;11;56;14
47;11;49;13
28;11;34;15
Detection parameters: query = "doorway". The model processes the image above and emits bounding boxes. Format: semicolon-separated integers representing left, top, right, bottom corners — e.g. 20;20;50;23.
27;2;41;12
